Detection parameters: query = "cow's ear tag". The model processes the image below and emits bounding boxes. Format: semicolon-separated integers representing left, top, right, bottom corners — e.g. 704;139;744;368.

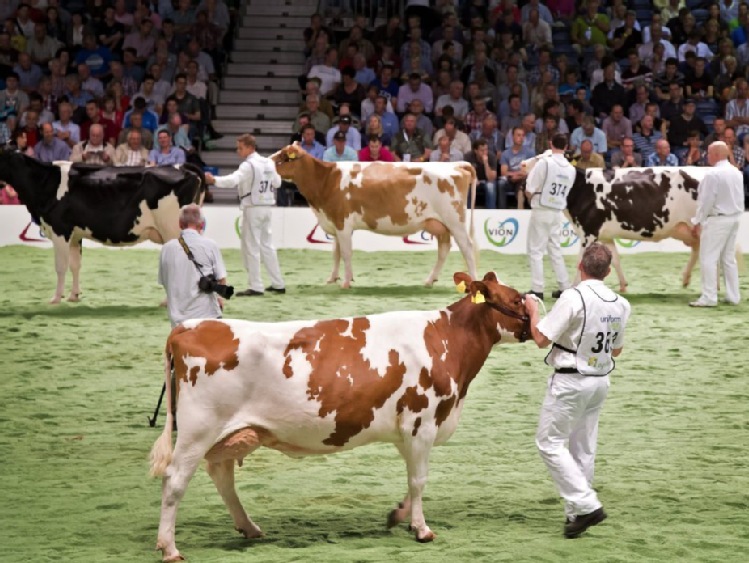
456;281;466;294
288;152;297;160
471;292;485;304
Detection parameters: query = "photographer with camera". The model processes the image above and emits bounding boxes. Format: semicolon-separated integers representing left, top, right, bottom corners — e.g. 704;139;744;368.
205;133;286;297
158;204;232;328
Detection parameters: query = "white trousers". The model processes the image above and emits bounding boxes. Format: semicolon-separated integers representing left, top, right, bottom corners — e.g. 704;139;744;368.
698;215;741;305
536;372;609;519
241;206;285;292
527;209;570;293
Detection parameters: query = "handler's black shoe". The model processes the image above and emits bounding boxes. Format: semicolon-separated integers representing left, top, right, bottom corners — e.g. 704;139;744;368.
236;289;264;297
527;290;544;300
564;507;607;539
266;286;286;294
552;290;564;299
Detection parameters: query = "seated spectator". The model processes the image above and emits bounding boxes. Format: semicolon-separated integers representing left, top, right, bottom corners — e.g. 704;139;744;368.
505;112;536;153
527;47;559;89
400;25;431;64
81;100;117;146
633;115;664;162
340;25;375;62
685;57;715;102
571;139;605;169
19;93;54;126
352;52;375;86
171;73;201;137
361;85;393;123
645;138;679;166
654;58;685;101
471;114;503;160
629;85;653;125
396;72;433;114
149;129;186;165
124;98;159;132
332;66;366;118
535;100;569;135
705;117;727;146
724;126;745;168
359;134;397;162
570;0;610;55
297;124;325;159
27;21;61;67
725;78;749;138
118;111;154;150
17;109;40;148
558;69;584;102
523;8;552;51
14;52;42;93
70;124;115;164
1;183;20;205
497;64;529;107
591;63;628;120
368;95;399;141
639;23;677;65
464;138;499;208
535;114;561;155
430;134;464;162
45;6;67;45
498;128;534;209
298;78;334;120
371;63;400;108
435;80;469;121
660;82;686;128
323;130;359;162
290;113;326;145
668;99;708;158
97;5;126;53
9;129;34;156
157;114;193;153
114;129;150;166
714;55;742;105
461;49;498;87
433;117;471;155
570;116;607;154
681;131;707;166
642;13;673;43
371;41;402;79
611;137;642;168
132;74;165;117
621;51;653;90
401;41;433;82
293;95;331;135
74;33;113;79
372;16;404;55
77;63;104;100
602;104;633;153
34;122;71;162
52;102;80;150
465;96;496;135
678;31;714;63
326;115;361;150
124;18;156;65
499;93;525;136
307;46;341;97
610;10;641;60
392;112;432;162
406;98;433;139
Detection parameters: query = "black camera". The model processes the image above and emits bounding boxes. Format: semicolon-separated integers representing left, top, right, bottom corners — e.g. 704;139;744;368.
198;275;234;299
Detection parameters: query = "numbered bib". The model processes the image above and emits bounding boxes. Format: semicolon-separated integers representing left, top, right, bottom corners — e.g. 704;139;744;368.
250;161;277;206
573;284;628;376
539;156;576;210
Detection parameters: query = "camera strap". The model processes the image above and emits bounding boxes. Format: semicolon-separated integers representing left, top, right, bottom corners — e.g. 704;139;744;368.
178;235;205;277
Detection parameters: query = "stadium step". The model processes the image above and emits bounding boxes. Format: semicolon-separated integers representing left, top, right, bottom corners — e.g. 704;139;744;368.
236;27;307;41
246;3;316;17
215;104;298;120
207;133;288;151
225;63;301;77
230;51;304;64
213;120;291;135
241;15;308;29
223;75;299;90
219;90;300;105
234;37;306;51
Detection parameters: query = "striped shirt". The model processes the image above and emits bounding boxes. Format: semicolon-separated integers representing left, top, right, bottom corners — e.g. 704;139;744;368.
633;131;662;161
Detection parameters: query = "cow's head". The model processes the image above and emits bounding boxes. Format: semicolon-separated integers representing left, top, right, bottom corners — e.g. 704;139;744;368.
453;272;530;343
271;143;308;182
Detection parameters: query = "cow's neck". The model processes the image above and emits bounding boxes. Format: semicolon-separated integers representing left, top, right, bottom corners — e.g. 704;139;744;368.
296;157;337;208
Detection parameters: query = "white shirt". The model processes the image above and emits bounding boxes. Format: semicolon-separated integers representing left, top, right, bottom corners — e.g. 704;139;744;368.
642;25;672;43
692;159;745;225
158;228;226;327
537;279;631;372
308;64;341;96
213;152;282;209
678;42;714;63
526;152;575;210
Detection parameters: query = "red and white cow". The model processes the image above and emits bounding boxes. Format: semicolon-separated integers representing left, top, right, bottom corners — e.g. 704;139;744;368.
149;272;530;561
522;157;708;291
0;152;205;303
272;144;478;287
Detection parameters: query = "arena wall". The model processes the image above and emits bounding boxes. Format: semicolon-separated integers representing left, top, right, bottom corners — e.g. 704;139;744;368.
2;206;748;255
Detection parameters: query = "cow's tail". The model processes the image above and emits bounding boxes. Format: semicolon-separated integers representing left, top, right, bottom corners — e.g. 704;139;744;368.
149;346;175;478
469;167;479;271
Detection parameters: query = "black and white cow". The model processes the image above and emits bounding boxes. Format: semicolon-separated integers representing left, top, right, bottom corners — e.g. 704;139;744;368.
522;157;707;291
0;151;205;303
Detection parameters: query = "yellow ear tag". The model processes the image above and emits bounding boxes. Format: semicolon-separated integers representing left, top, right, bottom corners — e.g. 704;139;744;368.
456;281;466;294
288;153;297;160
471;292;485;304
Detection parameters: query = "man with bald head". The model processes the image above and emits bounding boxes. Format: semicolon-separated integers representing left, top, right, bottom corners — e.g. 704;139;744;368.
70;124;116;164
34;122;71;162
689;141;745;307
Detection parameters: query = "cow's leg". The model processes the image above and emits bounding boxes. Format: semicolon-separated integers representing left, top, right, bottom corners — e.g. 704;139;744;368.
337;232;355;289
395;431;436;542
387;492;412;529
682;245;700;288
425;231;451;286
67;239;82;302
327;236;341;284
671;222;700;287
448;226;478;280
156;446;204;562
49;234;70;304
604;242;628;292
206;459;263;539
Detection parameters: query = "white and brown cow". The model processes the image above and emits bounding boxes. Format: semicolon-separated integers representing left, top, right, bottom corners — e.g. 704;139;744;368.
522;158;708;291
0;151;205;303
272;144;478;287
149;272;530;561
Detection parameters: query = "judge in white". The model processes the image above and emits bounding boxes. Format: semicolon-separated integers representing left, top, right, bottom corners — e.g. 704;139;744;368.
689;141;745;307
524;134;576;300
205;134;286;296
526;243;632;539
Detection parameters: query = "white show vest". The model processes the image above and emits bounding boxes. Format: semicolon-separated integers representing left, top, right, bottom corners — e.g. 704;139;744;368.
538;154;576;210
245;154;281;207
570;284;628;376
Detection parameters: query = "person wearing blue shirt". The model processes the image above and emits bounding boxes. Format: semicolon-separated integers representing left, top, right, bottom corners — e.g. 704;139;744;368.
299;124;325;159
645;139;680;166
570;116;608;154
323;131;359;161
149;129;186;165
74;34;113;78
124;99;159;132
325;115;361;149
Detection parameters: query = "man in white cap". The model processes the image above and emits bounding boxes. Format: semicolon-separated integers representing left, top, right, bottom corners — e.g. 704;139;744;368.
689;140;745;307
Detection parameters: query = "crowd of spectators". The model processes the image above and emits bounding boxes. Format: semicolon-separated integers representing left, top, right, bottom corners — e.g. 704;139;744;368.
294;0;749;208
0;0;230;204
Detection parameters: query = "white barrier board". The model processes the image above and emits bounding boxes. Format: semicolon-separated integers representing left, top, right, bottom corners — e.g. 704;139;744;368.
2;206;747;254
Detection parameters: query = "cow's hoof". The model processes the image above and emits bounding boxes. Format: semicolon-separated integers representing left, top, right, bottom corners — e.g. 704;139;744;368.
326;277;340;284
415;529;435;543
424;279;435;287
387;508;404;528
236;525;263;539
49;296;62;304
162;554;185;562
67;293;81;303
341;282;352;289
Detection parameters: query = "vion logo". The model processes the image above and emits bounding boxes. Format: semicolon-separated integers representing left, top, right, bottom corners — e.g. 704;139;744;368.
560;221;579;248
306;223;334;244
403;231;434;244
615;238;641;248
484;217;518;248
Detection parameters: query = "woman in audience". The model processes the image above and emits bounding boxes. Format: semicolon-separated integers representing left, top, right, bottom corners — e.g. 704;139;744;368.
106;80;130;115
365;114;392;147
46;7;67;43
100;95;125;131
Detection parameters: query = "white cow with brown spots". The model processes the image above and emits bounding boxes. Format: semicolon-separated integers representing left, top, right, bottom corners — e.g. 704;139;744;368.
272;144;478;287
149;272;530;561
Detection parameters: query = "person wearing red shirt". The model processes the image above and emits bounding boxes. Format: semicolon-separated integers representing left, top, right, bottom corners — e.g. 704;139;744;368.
358;134;397;162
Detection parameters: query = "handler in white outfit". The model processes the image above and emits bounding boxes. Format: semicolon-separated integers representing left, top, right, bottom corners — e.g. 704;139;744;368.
205;134;285;296
689;141;745;307
526;243;631;538
525;133;576;299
